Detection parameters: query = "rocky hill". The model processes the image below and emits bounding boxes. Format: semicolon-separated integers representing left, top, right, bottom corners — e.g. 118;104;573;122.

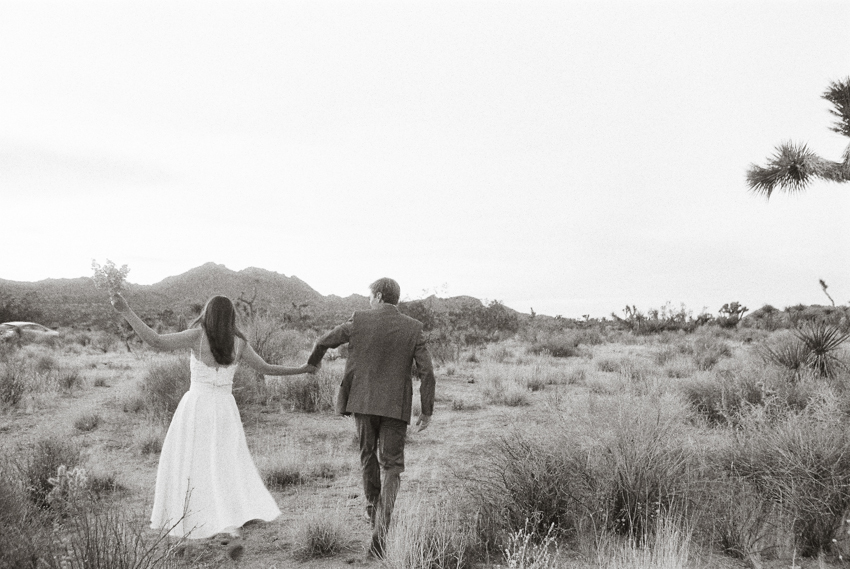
0;263;499;329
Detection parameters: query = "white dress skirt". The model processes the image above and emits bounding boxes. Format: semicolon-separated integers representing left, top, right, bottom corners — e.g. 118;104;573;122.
150;352;281;538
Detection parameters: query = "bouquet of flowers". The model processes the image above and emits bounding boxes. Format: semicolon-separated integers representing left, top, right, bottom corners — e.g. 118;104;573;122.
91;259;130;295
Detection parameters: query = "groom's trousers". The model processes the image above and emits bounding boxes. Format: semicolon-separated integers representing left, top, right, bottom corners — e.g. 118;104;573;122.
355;413;406;541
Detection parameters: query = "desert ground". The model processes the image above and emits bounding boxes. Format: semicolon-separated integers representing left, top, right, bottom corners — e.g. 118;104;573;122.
2;311;850;569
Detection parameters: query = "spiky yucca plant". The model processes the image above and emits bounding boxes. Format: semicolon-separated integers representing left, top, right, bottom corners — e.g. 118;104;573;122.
794;321;849;379
748;78;850;197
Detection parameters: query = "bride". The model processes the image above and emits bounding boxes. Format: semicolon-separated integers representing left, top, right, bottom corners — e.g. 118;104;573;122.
111;293;313;557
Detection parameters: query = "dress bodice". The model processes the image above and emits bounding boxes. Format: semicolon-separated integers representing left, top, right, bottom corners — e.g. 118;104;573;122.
190;351;237;388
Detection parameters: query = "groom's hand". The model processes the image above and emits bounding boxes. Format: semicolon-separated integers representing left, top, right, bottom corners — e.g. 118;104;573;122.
414;414;431;433
305;364;319;374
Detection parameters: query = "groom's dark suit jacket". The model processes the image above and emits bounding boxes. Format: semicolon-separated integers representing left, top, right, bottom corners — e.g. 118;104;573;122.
307;304;435;424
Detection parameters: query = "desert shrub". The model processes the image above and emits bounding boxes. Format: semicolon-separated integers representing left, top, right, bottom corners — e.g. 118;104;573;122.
723;411;850;556
574;329;605;346
123;393;146;413
74;412;101;432
59;368;84;393
0;464;52;569
55;496;182;569
529;333;580;358
451;398;482;411
603;413;692;538
795;321;849;379
139;437;162;456
34;353;59;373
246;313;286;364
679;371;768;427
231;364;267;407
134;423;166;455
88;472;125;497
690;337;731;371
468;429;597;546
711;475;795;562
745;304;786;331
0;361;27;407
652;346;679;366
273;369;336;412
759;334;810;380
292;507;350;559
264;466;305;489
384;497;476;569
596;358;620;373
664;359;695;379
140;355;189;418
564;367;586;385
90;330;119;353
611;303;700;335
482;343;514;363
20;436;81;510
616;358;651;384
480;373;530;407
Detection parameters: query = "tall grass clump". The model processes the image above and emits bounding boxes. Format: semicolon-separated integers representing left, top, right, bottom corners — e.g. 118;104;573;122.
0;360;27;407
74;411;101;432
594;514;693;569
478;365;531;407
710;475;796;563
292;504;351;559
467;428;599;547
678;371;768;427
0;464;52;569
383;496;476;569
59;368;84;393
723;409;850;556
690;336;732;371
603;409;692;539
140;355;189;418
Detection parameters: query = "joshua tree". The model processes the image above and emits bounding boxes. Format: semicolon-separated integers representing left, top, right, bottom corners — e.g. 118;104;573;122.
747;77;850;197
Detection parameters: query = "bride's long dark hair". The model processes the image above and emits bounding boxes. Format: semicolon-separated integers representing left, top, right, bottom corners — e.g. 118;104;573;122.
191;296;247;366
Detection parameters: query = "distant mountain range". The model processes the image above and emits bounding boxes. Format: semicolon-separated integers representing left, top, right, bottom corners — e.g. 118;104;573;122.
0;262;496;328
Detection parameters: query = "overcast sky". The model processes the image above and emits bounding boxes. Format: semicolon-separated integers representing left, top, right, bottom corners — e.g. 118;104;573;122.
2;1;849;318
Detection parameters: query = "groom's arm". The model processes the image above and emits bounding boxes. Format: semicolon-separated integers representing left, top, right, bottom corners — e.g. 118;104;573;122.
413;333;435;417
307;316;353;367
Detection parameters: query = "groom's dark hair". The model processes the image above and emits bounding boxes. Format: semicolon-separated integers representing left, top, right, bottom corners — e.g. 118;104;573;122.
370;278;401;305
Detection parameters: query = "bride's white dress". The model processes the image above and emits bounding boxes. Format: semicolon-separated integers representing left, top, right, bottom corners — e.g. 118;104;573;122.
150;345;281;539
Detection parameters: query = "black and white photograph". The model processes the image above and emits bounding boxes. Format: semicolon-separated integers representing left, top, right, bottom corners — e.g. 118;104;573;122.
1;1;849;567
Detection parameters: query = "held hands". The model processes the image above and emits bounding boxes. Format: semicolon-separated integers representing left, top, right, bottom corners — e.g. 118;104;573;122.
413;414;431;433
304;364;320;374
110;292;130;315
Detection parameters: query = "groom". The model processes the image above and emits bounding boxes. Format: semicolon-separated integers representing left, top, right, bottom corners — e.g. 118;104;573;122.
306;277;435;557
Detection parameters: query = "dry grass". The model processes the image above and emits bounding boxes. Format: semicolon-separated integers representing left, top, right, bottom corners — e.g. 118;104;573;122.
383;493;476;569
3;326;850;568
